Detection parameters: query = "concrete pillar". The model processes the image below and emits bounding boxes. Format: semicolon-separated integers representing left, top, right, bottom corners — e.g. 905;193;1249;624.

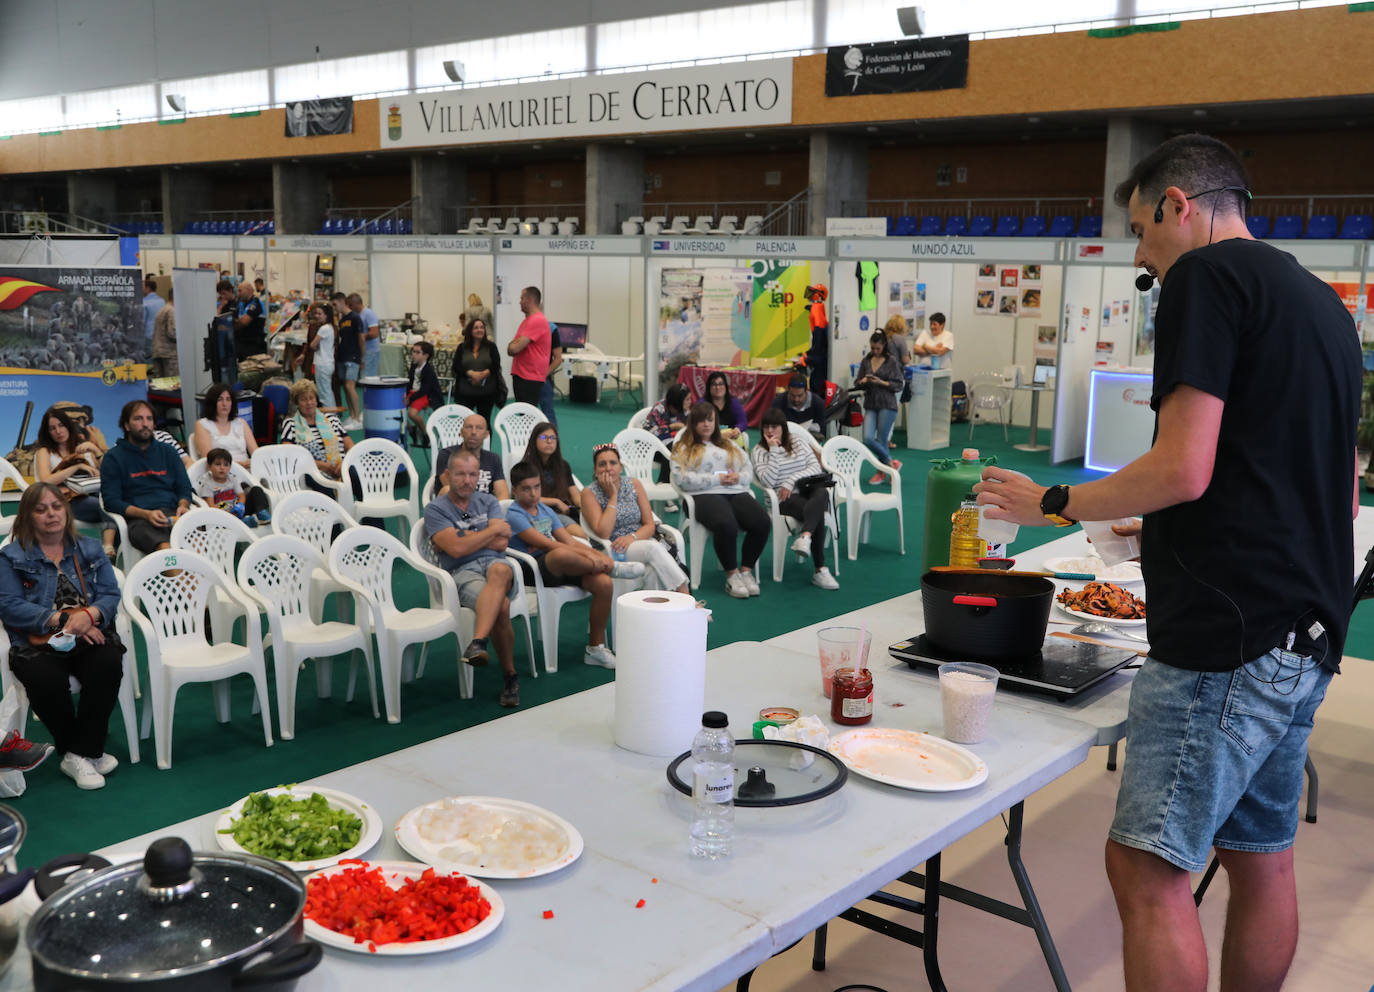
411;154;467;235
272;162;330;236
66;173;118;226
1102;115;1166;238
807;131;868;236
160;168;213;234
585;143;643;236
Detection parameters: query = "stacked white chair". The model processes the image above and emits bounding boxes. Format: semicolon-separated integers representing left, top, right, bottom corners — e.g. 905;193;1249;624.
237;535;377;740
492;402;546;477
328;526;469;723
821;435;905;560
408;518;537;678
498;499;589;674
123;548;273;769
612;428;678;509
271;490;364;629
251;444;341;507
339;438;419;538
756;424;842;582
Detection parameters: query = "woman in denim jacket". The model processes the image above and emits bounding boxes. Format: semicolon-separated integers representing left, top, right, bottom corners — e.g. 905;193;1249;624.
0;483;124;790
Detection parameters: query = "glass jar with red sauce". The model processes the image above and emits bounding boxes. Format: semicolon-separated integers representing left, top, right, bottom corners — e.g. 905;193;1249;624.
831;668;874;725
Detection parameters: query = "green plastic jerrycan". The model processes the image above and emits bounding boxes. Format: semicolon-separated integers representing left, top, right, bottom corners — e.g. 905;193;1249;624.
923;448;995;573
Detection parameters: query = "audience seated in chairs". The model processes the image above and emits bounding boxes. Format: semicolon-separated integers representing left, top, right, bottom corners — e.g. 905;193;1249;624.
770;377;826;436
406;341;443;445
279;379;354;483
0;484;124;789
752;409;839;590
153;430;193;467
672;402;770;599
433;414;508;500
194;383;258;470
643;382;690;489
100;400;192;552
422;448;521;708
34;404;117;560
194;448;271;527
703;370;748;439
507;461;642;670
519;422;585;537
580;443;688;595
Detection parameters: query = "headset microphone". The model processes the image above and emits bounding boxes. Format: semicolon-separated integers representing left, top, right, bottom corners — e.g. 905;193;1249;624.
1135;272;1155;292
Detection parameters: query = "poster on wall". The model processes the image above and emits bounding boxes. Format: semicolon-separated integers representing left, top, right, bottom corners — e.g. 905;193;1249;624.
658;268;706;391
748;260;811;363
0;266;145;470
997;266;1019;316
975;263;997;314
285;97;354;137
1019;264;1042;318
701;268;753;366
1035;324;1058;364
825;36;970;97
1135;285;1160;358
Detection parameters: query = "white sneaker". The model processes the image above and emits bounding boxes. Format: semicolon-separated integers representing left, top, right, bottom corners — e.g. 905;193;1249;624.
725;573;750;598
92;753;119;776
60;753;105;790
791;532;811;557
584;644;617;669
609;560;646;580
663;501;679;514
343;417;363;431
740;570;760;596
812;566;840;590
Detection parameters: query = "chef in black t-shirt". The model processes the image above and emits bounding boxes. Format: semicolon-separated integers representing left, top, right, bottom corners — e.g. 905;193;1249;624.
972;134;1361;992
233;281;266;355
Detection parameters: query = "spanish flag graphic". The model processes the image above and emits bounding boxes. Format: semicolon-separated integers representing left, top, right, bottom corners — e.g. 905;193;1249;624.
0;275;61;311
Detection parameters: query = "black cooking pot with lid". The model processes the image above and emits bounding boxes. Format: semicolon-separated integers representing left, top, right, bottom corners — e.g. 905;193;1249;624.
26;837;321;991
921;570;1054;661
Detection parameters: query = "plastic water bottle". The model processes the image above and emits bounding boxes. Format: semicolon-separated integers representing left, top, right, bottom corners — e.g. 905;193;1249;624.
689;711;735;859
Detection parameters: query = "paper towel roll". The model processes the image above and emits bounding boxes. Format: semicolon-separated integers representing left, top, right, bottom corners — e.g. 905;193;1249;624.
614;590;710;757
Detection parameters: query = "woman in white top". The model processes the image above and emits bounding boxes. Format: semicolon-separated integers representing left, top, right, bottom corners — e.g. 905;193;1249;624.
34;405;116;558
913;311;954;368
671;402;770;599
581;443;689;594
751;409;838;590
193;383;258;468
298;302;337;410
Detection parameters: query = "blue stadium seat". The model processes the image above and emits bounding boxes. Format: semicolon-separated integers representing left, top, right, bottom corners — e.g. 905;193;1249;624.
383;219;396;235
1019;215;1047;237
193;221;207;234
885;217;898;235
993;215;1019;237
1338;214;1373;239
399;219;411;234
1303;214;1337;239
968;215;995;237
1076;215;1102;237
1047;215;1075;237
895;216;917;236
917;216;942;236
265;220;275;234
1270;215;1302;238
943;216;968;237
1245;216;1269;238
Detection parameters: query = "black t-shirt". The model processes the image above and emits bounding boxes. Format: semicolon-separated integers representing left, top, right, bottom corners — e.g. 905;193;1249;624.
235;296;266;355
435;446;505;495
336;311;363;365
1142;238;1361;672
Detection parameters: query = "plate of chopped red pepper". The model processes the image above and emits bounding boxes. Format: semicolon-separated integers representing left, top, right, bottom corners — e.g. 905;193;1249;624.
304;859;504;955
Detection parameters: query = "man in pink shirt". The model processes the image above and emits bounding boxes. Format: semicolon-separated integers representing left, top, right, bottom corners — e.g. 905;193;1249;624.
507;286;551;407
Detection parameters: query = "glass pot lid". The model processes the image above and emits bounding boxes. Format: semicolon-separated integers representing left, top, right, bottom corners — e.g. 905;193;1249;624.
0;804;26;864
666;739;848;807
28;837;306;980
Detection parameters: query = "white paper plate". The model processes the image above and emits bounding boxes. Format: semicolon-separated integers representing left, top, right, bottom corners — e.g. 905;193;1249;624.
828;728;989;792
304;860;504;956
394;795;584;879
1043;556;1143;587
1056;603;1148;628
215;786;382;872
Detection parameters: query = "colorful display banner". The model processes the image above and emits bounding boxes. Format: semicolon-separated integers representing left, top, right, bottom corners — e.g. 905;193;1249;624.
748;260;810;361
0;265;145;473
825;36;969;97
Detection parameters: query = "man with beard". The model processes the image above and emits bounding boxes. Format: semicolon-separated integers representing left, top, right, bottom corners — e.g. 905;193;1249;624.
99;400;192;552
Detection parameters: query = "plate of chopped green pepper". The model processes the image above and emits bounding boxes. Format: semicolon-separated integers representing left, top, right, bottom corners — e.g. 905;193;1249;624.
215;785;382;872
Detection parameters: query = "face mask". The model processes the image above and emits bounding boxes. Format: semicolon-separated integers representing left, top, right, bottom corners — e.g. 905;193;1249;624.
48;631;77;653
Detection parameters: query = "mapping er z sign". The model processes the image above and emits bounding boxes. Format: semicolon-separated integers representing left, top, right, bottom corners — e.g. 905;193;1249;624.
825;36;969;97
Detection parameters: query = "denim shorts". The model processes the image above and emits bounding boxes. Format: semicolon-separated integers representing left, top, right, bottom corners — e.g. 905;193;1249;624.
363;348;380;378
1109;649;1332;872
341;361;360;382
452;557;514;609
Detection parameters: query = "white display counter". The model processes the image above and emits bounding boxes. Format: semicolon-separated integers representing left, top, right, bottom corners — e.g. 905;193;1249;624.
1084;367;1155;472
904;367;952;450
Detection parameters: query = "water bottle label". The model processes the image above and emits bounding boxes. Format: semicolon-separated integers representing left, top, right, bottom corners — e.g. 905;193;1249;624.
693;768;734;803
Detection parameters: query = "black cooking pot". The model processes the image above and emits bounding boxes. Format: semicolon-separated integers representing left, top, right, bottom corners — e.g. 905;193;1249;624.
921;570;1054;661
26;837;321;991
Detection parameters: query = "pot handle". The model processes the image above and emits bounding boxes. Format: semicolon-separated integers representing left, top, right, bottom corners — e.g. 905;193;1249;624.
952;595;998;608
0;867;34;905
233;942;323;987
33;853;112;901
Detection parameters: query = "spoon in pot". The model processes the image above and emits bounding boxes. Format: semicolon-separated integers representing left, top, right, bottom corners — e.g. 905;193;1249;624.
1071;621;1150;645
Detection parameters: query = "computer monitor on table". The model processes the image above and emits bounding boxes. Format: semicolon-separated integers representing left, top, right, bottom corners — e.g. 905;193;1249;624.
551;321;588;350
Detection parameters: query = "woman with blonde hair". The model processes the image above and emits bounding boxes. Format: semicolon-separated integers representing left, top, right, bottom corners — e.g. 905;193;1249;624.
882;314;912;367
279;378;354;480
671;402;769;598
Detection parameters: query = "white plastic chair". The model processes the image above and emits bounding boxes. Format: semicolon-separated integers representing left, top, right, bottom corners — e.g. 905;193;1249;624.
0;458;28;539
425;404;482;485
99;492;145;573
642;215;667;235
716;215;740;235
122;548;273;769
492;402;546;477
339;438;419;538
612;428;678;508
538;217;558;236
967;373;1012;442
821;436;905;561
561;216;579;235
741;214;764;234
460;217;485;235
237;535;377;740
251;444;341;507
685;215;715;234
328;526;469;723
667;216;690;234
755;425;843;582
627;406;653;432
408;518;537;678
498;499;590;674
620;216;644;236
270;490;364;628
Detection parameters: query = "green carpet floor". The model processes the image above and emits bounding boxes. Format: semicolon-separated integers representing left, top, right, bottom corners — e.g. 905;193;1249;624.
9;399;1374;867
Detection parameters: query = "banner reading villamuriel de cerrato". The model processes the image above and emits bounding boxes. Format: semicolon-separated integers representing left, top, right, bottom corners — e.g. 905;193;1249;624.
381;60;792;148
0;266;145;467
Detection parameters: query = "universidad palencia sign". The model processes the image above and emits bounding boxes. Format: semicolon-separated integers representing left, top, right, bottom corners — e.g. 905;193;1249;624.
380;60;792;148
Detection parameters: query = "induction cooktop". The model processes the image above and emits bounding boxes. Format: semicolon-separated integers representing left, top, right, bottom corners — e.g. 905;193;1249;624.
889;634;1138;700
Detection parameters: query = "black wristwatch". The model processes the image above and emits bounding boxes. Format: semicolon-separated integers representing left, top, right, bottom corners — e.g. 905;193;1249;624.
1040;484;1076;527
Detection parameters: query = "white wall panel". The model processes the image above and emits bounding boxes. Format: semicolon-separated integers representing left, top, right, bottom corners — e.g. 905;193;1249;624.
370;254;418;319
544;257;590;326
463;255;496;330
492;256;544;352
588;257;632;356
417;253;466;330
